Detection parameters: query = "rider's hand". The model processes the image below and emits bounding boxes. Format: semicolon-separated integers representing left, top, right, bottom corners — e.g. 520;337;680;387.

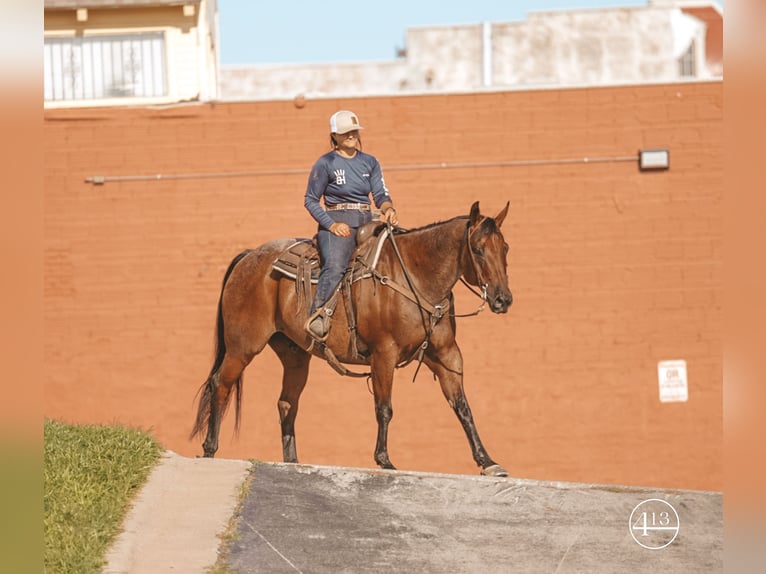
383;207;399;226
329;222;351;237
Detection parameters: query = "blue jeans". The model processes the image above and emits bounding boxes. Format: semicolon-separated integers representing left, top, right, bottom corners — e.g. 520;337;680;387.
310;209;372;314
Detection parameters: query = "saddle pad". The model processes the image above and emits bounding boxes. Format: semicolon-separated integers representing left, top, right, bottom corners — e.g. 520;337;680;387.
272;240;320;284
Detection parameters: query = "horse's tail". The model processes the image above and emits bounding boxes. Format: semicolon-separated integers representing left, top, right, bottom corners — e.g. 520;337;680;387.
190;249;251;440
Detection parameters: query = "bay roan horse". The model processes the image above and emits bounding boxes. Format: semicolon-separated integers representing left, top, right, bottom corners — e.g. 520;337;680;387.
191;201;513;476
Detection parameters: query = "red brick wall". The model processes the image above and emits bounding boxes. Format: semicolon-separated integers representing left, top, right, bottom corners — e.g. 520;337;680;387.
44;81;722;490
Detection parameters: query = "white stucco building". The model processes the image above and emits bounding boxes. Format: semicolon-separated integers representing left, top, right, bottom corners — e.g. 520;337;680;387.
220;1;722;101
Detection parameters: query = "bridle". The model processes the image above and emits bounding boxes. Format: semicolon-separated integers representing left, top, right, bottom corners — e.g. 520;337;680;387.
458;216;492;312
369;218;495;380
316;216;504;384
315;216;502;384
379;217;492;317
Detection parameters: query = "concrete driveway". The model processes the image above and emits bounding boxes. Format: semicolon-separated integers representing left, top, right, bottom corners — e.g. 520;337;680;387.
102;454;722;573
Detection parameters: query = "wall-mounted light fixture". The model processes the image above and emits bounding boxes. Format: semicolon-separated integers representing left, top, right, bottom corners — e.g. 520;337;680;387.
639;149;670;171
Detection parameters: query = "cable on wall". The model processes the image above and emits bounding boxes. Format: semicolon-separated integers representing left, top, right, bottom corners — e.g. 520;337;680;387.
84;153;649;186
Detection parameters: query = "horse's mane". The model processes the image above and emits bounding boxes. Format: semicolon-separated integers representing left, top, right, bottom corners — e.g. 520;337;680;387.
395;213;499;237
395;215;469;235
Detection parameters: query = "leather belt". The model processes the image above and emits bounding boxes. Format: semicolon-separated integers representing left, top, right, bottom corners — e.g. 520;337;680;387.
326;203;371;211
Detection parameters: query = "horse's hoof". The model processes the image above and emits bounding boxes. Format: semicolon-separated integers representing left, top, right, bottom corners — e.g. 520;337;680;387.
481;464;508;477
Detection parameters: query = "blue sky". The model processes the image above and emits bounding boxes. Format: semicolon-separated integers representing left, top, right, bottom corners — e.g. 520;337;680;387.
218;0;722;66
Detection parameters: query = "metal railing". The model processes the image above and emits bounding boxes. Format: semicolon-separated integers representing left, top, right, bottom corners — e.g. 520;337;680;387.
44;32;167;101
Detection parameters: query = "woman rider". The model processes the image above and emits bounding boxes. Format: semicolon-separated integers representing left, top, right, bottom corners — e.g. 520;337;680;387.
303;110;399;341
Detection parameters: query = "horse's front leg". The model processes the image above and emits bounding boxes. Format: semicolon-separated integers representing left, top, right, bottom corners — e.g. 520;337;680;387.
370;346;397;470
425;343;508;477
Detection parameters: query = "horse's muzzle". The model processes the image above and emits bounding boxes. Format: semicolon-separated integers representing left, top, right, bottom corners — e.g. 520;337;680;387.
490;290;513;314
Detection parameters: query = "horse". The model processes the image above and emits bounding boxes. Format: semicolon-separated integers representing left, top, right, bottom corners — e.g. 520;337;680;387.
191;201;514;476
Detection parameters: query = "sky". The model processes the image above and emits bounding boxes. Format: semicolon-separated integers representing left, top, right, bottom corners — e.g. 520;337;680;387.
218;0;722;66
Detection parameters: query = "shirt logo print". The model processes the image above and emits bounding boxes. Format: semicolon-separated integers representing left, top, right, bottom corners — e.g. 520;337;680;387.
334;169;346;185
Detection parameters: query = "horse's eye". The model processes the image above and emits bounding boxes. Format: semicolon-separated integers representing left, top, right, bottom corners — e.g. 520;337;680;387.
472;246;484;256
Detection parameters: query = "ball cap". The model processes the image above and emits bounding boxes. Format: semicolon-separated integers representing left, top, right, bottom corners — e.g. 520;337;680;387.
329;110;364;134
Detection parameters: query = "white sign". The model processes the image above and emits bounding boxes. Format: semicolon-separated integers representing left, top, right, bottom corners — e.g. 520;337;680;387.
657;360;688;403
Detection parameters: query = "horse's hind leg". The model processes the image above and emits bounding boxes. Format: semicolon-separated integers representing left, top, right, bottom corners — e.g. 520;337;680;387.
425;343;508;477
201;353;249;457
269;333;310;463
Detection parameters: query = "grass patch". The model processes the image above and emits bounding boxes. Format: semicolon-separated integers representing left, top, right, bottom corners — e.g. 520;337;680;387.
44;419;162;574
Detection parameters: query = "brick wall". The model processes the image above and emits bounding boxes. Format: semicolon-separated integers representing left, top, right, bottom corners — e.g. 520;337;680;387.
44;81;722;490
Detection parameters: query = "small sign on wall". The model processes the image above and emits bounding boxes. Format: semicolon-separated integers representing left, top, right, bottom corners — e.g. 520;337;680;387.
657;360;688;403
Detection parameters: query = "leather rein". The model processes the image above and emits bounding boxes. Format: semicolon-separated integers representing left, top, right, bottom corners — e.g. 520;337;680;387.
356;219;490;381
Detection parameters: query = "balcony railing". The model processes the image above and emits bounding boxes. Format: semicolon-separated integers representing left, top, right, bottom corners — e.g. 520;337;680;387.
44;32;167;101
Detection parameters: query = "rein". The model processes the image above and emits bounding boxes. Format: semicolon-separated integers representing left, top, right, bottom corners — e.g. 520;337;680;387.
373;221;490;315
369;220;490;381
323;218;493;383
453;278;488;317
383;225;445;380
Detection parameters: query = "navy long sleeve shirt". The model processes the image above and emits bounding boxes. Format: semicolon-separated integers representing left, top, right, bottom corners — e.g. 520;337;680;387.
304;150;392;230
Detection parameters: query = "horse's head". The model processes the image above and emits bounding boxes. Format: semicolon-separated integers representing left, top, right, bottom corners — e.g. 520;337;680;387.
464;201;513;314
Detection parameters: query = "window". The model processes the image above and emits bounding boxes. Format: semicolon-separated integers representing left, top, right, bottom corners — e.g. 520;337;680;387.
44;33;167;101
678;41;696;78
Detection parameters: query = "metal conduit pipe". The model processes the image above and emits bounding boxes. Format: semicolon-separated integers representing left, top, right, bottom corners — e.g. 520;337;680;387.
84;154;641;185
482;21;493;88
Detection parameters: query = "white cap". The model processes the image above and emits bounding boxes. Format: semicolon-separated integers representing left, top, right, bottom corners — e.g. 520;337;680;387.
329;110;364;134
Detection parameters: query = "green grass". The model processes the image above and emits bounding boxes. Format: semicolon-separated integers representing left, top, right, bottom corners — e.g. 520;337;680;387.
44;419;162;574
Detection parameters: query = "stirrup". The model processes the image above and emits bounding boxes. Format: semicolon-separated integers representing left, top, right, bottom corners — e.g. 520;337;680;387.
305;309;331;343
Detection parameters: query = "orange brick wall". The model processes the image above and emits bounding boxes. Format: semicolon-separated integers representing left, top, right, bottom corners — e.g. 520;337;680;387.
44;81;722;490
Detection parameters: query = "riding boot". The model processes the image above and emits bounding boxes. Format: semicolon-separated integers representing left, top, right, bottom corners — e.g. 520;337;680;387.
306;287;342;342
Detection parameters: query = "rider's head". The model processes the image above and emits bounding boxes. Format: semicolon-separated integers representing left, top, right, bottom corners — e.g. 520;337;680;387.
329;110;363;150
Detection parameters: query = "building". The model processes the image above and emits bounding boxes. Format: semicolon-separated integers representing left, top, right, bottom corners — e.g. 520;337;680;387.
44;0;219;107
220;1;723;101
43;1;723;107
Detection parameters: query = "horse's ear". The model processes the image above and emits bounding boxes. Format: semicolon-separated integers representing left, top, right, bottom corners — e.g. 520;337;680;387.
469;201;481;226
494;201;510;228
